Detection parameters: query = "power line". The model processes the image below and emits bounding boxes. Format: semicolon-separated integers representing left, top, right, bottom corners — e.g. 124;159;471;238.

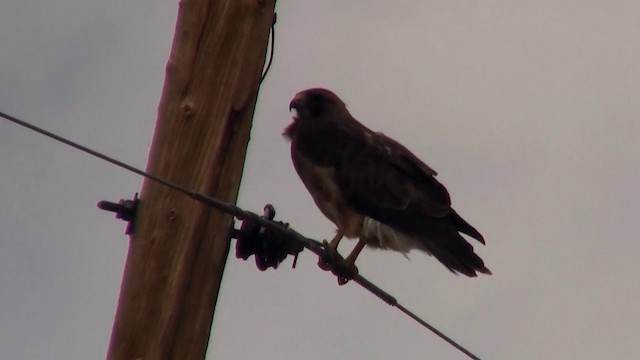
258;12;277;87
0;110;483;360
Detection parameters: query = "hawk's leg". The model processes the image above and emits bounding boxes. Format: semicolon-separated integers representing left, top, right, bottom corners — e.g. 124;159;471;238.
344;239;366;267
318;231;343;271
336;239;366;285
318;232;366;286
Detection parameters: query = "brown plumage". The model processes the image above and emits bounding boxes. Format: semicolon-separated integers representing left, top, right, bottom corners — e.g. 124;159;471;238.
284;88;490;277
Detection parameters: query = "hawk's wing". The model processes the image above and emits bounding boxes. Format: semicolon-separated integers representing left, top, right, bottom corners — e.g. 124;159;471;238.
334;130;484;245
292;112;484;246
335;131;450;228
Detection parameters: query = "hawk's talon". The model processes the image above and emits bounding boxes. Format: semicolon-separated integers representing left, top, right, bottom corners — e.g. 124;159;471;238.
317;257;331;271
318;239;342;271
336;263;358;285
318;240;359;285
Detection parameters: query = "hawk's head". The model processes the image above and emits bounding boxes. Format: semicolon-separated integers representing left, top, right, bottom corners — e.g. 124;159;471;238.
284;88;348;139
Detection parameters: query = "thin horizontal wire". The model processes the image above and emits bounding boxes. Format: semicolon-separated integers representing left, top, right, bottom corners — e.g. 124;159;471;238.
393;302;481;360
0;110;482;360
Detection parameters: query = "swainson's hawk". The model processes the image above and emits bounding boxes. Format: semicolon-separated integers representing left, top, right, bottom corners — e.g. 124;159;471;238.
284;88;490;282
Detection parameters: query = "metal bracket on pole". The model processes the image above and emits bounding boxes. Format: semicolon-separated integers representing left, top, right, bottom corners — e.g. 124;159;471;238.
97;193;139;235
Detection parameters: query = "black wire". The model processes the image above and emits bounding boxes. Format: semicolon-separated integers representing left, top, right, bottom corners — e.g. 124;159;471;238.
258;12;277;87
0;109;483;360
393;302;481;360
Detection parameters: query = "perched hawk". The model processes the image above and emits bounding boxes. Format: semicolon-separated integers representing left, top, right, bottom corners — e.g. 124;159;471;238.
284;88;490;282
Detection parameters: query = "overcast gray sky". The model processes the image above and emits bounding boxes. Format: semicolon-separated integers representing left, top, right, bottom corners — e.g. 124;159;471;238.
1;1;640;359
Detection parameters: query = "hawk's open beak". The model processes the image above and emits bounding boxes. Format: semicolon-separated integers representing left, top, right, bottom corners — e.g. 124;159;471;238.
289;94;303;119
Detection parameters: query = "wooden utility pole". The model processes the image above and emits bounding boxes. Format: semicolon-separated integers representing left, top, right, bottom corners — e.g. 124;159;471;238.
106;1;276;359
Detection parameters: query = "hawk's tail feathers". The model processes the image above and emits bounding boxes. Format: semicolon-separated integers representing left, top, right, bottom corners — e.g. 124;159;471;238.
450;209;485;245
421;231;491;277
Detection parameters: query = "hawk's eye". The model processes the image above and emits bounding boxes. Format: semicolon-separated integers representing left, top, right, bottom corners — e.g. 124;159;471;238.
306;94;327;117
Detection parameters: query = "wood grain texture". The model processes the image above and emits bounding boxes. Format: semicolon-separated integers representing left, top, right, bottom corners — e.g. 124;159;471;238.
107;1;276;359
